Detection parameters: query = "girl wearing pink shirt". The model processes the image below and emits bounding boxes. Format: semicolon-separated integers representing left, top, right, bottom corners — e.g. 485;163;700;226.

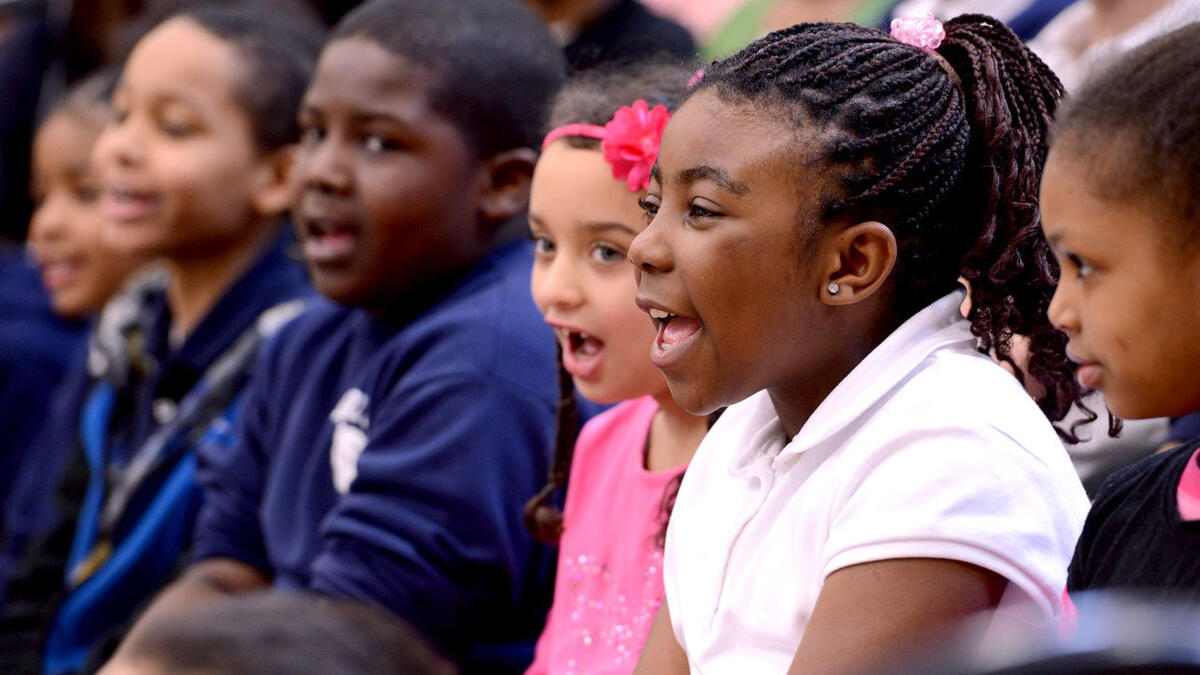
523;64;710;675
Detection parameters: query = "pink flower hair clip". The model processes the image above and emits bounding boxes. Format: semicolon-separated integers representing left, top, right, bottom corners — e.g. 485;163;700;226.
542;99;670;192
890;13;945;52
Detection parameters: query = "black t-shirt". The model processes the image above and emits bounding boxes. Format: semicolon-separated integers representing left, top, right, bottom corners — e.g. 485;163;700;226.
564;0;696;72
1067;438;1200;601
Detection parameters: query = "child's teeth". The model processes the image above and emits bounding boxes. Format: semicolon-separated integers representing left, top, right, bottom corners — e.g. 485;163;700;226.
649;308;670;320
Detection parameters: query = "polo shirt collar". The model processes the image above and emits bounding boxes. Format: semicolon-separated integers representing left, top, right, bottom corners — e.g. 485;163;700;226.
783;289;972;458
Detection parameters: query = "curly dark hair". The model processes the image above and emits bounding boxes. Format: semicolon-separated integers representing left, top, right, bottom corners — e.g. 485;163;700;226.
689;16;1088;439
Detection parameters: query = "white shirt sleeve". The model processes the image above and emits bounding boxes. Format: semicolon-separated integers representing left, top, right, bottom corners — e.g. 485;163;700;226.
822;423;1087;623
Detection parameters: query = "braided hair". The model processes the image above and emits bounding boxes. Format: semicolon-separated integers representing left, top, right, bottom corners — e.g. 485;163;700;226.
691;16;1088;438
523;61;697;546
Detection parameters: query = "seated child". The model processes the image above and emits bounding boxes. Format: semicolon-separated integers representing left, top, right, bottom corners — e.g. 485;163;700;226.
522;63;710;674
629;15;1090;673
0;7;319;673
1044;22;1200;603
1;70;148;596
100;592;453;675
119;0;568;668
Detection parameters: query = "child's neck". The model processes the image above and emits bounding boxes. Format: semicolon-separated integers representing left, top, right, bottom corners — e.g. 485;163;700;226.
769;310;901;440
646;390;708;473
165;221;277;344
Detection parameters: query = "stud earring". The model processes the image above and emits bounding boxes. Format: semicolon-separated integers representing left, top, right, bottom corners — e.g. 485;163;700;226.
826;282;840;295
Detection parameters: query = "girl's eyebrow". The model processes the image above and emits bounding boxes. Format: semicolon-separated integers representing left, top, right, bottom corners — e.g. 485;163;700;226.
581;221;639;237
678;165;750;195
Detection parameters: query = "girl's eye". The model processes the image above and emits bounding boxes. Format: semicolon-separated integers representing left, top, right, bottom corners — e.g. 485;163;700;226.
159;118;195;138
300;124;324;146
590;243;625;264
531;236;554;256
637;195;660;220
1067;254;1094;279
686;200;719;219
363;134;400;154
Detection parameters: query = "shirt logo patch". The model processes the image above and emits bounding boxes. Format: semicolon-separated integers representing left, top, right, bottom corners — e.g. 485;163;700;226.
329;388;370;494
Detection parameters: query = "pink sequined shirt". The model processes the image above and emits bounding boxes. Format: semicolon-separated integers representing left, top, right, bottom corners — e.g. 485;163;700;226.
527;396;685;675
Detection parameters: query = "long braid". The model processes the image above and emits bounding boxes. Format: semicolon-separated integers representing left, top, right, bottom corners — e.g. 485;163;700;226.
694;16;1090;437
523;349;580;544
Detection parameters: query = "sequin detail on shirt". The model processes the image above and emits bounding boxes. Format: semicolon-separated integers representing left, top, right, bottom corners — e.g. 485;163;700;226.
557;550;664;673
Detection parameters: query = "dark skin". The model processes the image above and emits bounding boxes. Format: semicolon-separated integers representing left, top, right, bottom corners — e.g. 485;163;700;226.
292;37;535;315
630;92;1008;673
109;37;538;664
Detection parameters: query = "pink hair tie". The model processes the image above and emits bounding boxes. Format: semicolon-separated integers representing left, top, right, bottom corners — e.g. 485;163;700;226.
541;123;606;150
687;68;705;90
541;99;670;192
890;13;945;52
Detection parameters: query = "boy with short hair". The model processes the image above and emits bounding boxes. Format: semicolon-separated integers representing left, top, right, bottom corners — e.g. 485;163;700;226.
123;0;568;668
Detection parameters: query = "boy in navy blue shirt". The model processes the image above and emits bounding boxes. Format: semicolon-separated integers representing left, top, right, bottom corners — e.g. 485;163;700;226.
122;0;568;668
0;7;321;673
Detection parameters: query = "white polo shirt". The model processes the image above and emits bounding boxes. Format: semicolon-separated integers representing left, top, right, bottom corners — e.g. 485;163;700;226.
664;292;1089;673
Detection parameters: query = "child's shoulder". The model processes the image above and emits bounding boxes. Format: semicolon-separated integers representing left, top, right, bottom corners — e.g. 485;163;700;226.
1070;438;1200;596
1092;438;1200;515
879;346;1057;443
266;242;556;399
576;396;657;451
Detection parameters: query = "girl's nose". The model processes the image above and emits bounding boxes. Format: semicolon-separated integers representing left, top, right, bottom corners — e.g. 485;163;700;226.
1046;280;1077;335
94;117;144;171
628;216;671;276
532;255;585;313
28;192;68;246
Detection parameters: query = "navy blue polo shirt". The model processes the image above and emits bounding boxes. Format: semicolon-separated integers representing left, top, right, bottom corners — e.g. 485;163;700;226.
192;239;561;656
0;248;86;511
106;235;311;470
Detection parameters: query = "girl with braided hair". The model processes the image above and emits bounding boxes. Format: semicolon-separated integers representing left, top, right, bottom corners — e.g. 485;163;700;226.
523;62;711;675
628;15;1089;673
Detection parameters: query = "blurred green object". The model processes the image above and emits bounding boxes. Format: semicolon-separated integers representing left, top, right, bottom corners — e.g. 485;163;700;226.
702;0;898;60
702;0;772;60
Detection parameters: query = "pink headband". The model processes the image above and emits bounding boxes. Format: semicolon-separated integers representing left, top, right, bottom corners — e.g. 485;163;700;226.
542;99;670;192
890;13;945;51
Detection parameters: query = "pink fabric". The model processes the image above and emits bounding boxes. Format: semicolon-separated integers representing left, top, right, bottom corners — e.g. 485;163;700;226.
527;396;685;675
1058;587;1078;639
1176;447;1200;521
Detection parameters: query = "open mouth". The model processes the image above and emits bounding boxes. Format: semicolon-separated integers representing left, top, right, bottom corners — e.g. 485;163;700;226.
554;326;605;379
646;307;702;366
101;187;159;222
39;258;84;292
301;217;360;266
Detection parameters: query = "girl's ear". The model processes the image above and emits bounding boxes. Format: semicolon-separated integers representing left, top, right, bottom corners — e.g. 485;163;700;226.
819;221;897;305
478;148;538;224
250;145;296;218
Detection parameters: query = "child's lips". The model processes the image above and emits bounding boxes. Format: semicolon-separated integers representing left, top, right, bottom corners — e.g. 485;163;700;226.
551;324;605;380
101;187;159;223
39;258;83;292
1076;361;1103;389
1067;347;1103;389
651;315;702;369
636;297;703;369
301;216;360;267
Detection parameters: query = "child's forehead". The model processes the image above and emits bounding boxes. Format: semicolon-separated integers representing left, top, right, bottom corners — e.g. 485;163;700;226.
660;93;828;192
121;19;245;105
309;38;441;112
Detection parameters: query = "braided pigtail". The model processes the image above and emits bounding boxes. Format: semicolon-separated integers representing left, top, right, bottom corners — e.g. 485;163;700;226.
523;349;580;544
937;15;1090;439
694;17;1090;437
